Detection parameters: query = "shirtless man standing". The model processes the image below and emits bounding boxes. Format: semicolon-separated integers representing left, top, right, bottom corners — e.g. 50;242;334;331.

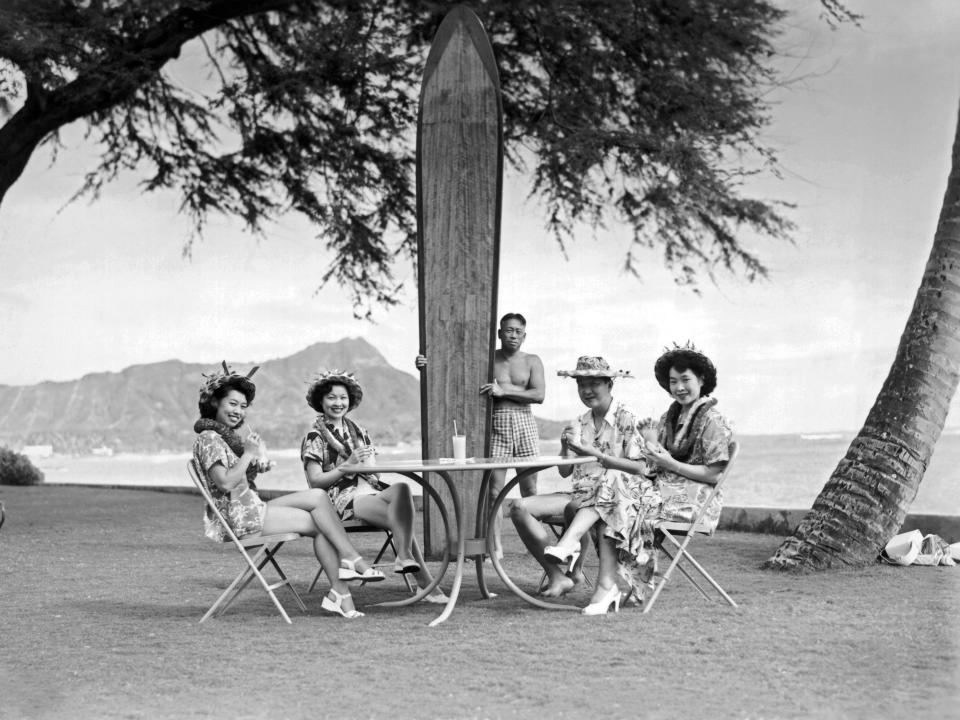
417;312;545;560
479;313;545;559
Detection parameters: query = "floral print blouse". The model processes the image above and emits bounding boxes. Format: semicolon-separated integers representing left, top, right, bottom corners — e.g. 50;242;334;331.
193;430;264;541
656;404;733;530
567;399;644;496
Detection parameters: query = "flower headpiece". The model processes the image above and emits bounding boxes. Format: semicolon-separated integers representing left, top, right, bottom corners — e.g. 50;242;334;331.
653;342;717;396
306;370;363;412
198;361;259;415
199;361;259;402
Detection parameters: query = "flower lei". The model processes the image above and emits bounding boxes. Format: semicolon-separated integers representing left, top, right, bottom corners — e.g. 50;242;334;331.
312;416;371;465
307;416;383;490
661;396;717;463
193;418;258;486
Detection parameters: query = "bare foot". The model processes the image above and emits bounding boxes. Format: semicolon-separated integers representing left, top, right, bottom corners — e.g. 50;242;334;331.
541;574;575;598
567;569;588;588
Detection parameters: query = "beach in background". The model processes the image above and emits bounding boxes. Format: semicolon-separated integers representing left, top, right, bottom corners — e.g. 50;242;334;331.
29;432;960;515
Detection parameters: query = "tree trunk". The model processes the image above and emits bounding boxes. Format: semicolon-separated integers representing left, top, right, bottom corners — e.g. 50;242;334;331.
765;100;960;570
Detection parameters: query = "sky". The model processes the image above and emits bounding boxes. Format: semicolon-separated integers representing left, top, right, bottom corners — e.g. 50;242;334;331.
2;0;960;435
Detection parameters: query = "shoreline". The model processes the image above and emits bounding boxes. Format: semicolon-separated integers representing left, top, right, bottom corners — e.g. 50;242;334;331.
19;481;960;539
24;433;960;517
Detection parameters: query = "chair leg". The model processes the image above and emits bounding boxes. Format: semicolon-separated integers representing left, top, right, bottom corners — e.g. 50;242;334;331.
643;544;680;614
307;567;325;594
210;547;272;619
203;564;257;622
644;530;737;613
202;545;293;623
259;544;307;612
202;542;303;623
672;545;737;607
672;557;713;601
373;533;394;565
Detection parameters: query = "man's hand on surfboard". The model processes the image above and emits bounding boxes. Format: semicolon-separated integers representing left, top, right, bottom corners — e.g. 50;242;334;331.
479;380;504;397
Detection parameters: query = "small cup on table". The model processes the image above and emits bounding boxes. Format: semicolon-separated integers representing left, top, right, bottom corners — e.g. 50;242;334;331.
452;434;467;461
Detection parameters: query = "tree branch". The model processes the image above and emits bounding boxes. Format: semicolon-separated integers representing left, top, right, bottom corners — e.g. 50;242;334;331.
0;0;296;205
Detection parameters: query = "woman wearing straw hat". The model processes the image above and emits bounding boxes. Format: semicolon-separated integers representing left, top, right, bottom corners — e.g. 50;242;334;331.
645;343;733;532
192;363;382;619
301;370;447;603
511;356;659;614
553;356;662;614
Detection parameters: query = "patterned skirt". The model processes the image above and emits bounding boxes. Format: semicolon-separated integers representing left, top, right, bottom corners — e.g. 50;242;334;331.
575;473;662;598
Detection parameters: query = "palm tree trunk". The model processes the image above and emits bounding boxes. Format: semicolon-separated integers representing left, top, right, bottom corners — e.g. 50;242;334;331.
764;100;960;570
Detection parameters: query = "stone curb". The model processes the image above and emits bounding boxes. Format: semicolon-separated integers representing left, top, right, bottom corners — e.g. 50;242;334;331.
718;506;960;540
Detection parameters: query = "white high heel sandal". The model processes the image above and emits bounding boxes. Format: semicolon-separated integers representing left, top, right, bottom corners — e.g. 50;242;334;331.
543;543;581;570
581;584;621;616
338;556;386;582
321;589;364;619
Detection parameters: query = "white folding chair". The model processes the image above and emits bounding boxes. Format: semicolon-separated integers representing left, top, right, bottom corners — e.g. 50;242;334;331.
643;441;740;614
187;460;307;623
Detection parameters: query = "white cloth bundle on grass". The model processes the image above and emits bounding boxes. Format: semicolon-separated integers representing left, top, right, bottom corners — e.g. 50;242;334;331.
883;529;957;566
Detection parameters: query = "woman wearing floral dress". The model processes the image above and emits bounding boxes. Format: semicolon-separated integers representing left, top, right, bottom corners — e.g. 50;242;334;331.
300;370;447;603
528;356;661;614
643;344;734;532
192;362;384;619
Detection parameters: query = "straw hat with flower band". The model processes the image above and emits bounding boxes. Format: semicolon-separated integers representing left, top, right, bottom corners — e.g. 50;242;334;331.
557;355;634;380
193;361;261;484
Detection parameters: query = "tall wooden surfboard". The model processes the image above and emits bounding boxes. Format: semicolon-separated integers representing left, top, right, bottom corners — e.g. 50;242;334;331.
417;5;503;556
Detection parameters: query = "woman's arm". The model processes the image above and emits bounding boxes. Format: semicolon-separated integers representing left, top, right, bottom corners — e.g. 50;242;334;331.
596;454;646;475
643;445;726;485
304;459;348;490
206;432;261;493
558;425;578;478
236;423;273;472
303;445;370;490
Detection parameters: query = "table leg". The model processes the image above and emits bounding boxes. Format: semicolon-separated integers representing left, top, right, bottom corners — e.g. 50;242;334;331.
486;468;581;612
474;469;494;598
371;471;453;609
428;470;464;627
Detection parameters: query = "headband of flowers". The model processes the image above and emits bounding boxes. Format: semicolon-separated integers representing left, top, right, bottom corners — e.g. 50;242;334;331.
199;360;260;397
305;369;363;411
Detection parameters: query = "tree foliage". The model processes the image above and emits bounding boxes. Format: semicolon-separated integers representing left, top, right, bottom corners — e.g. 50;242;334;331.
1;0;807;315
0;446;44;485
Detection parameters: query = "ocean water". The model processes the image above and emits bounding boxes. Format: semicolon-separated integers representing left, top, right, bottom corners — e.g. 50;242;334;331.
28;433;960;515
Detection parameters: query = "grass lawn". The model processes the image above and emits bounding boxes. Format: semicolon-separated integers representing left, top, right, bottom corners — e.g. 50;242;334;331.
1;484;957;720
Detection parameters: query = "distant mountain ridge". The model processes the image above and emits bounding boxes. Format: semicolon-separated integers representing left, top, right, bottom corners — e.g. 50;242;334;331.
0;338;565;454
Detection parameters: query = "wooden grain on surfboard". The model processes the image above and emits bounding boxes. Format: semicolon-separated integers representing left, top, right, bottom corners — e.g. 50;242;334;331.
416;6;502;555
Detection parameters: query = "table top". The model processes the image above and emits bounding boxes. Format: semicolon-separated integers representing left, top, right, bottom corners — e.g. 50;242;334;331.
339;454;594;474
